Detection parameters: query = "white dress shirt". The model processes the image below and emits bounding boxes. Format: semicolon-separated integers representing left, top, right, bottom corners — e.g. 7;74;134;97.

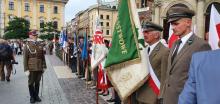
148;41;160;55
177;32;193;53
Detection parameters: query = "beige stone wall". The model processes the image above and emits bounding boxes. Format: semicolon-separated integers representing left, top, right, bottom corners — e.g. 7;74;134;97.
2;0;68;34
77;10;89;37
77;5;117;41
154;0;220;39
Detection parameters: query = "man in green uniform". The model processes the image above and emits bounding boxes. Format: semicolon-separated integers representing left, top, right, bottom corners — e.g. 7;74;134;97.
23;30;47;103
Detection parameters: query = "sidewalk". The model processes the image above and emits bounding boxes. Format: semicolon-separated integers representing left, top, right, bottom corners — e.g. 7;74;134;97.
0;54;108;104
46;54;108;104
0;55;69;104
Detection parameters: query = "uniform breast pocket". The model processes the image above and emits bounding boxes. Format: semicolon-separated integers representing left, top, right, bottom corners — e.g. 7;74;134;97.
28;58;37;69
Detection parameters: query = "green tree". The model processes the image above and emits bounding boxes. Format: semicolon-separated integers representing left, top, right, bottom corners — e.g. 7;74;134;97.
4;17;30;39
39;22;59;40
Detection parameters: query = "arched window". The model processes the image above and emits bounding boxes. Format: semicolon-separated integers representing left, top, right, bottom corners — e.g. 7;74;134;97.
112;6;116;9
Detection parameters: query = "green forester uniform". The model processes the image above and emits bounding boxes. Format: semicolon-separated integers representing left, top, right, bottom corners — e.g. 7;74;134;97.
23;40;47;102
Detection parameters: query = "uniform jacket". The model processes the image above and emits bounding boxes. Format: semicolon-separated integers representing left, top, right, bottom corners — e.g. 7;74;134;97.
178;49;220;104
160;34;211;104
136;42;169;104
23;41;46;72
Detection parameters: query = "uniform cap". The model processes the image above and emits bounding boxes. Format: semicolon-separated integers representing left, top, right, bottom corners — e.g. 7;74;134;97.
142;21;163;32
167;7;195;23
28;30;38;36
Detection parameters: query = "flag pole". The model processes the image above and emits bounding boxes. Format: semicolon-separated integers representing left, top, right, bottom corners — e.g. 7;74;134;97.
85;26;89;89
76;28;80;77
96;1;100;104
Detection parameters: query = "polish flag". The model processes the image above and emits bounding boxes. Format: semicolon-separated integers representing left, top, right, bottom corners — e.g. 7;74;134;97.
168;24;179;48
91;26;109;90
209;5;220;50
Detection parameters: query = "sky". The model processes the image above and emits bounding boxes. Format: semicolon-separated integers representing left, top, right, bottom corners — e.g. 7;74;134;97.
65;0;97;23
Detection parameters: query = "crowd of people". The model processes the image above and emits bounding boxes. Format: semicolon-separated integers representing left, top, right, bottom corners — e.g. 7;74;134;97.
61;34;122;103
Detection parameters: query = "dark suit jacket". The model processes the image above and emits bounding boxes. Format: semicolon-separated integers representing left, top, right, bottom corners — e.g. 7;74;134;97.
179;49;220;104
136;42;169;104
160;34;211;104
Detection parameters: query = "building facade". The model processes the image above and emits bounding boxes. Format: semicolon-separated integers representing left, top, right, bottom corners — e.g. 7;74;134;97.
73;4;118;41
0;0;68;37
0;0;3;36
135;0;220;40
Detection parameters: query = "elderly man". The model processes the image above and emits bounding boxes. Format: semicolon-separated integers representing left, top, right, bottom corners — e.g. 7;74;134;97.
23;30;47;103
136;21;169;104
160;7;211;104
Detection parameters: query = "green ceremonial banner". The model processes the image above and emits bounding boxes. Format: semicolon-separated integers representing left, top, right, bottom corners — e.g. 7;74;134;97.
104;0;150;101
104;0;139;68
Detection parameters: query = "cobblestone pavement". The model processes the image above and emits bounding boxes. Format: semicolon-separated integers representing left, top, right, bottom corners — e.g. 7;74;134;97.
47;55;108;104
0;54;109;104
0;55;69;104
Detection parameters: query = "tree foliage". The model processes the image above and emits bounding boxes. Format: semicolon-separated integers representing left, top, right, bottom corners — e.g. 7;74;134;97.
4;17;30;39
39;22;59;40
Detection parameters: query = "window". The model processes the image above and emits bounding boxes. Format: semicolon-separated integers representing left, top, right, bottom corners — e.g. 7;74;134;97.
40;20;44;28
9;1;14;10
100;22;103;26
25;3;30;11
106;30;110;35
100;15;103;19
136;3;139;8
40;5;44;13
141;0;147;8
112;6;116;9
54;6;58;14
106;22;109;27
53;21;58;29
106;15;110;20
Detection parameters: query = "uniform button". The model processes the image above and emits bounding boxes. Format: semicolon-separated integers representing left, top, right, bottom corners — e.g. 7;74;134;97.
168;84;170;87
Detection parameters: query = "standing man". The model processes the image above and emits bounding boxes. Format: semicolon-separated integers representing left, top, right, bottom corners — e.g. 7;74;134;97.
78;37;84;78
178;40;220;104
160;7;211;104
136;21;169;104
0;39;15;82
67;37;74;72
48;41;54;55
23;30;47;103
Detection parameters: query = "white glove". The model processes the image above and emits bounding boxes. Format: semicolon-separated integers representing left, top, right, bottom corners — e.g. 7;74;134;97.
25;71;30;76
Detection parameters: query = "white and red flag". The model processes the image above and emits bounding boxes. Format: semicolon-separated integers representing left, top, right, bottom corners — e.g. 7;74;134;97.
91;26;109;89
168;24;179;48
91;27;108;70
209;5;220;50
